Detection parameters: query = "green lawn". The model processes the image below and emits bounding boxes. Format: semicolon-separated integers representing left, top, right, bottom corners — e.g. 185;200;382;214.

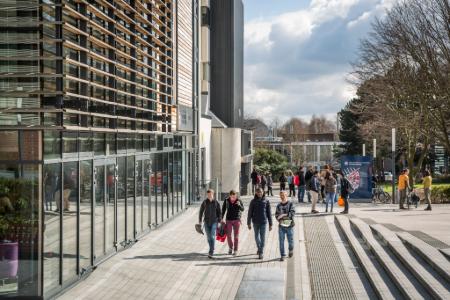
379;182;450;193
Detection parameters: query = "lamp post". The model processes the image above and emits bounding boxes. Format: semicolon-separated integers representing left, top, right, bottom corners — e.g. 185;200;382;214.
363;144;366;156
373;138;377;177
392;128;396;204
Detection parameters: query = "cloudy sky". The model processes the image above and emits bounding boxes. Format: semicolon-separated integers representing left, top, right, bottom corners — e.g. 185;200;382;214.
243;0;398;123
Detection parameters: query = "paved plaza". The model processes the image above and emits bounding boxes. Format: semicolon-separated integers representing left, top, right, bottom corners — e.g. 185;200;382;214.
58;195;450;300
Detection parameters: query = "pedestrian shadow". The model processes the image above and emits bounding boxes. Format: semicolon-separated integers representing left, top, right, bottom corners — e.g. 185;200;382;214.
125;252;218;262
195;257;280;267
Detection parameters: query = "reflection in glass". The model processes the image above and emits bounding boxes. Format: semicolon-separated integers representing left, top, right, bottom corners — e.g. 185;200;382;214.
94;165;105;259
62;161;78;283
150;154;158;226
105;163;115;252
135;160;143;234
126;156;134;241
43;163;61;294
44;131;61;159
79;160;92;271
143;159;151;229
168;153;173;217
163;153;169;219
117;157;126;246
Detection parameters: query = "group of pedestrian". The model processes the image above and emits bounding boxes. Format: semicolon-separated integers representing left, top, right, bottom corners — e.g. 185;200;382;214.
278;165;352;214
250;168;274;196
398;168;433;211
198;188;295;262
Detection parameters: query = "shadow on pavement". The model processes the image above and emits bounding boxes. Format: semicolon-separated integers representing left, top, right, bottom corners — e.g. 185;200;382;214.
195;257;280;267
125;252;255;262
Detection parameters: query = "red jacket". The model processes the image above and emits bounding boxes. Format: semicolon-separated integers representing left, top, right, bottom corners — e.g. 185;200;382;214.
294;175;300;186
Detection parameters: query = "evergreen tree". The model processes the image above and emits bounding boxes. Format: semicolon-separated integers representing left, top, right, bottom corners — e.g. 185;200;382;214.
338;98;364;156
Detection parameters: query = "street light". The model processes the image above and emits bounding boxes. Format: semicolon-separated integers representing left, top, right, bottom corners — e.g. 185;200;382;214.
373;138;377;178
392;128;396;204
363;144;366;156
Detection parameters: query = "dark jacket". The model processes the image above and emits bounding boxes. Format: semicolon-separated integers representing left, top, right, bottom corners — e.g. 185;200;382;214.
305;170;313;190
341;177;351;198
251;171;258;184
222;198;245;221
199;199;221;226
298;171;306;186
247;196;273;226
308;176;320;193
275;201;296;225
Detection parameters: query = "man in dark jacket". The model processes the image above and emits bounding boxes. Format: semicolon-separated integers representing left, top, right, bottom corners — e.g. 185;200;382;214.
297;168;306;203
339;171;351;214
247;188;273;259
309;171;320;214
198;189;222;258
251;168;258;194
222;190;245;255
304;166;314;203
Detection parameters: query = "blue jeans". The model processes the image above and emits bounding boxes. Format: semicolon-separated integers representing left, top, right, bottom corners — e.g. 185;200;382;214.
253;223;267;253
326;192;336;212
278;226;294;256
204;223;217;255
298;186;305;202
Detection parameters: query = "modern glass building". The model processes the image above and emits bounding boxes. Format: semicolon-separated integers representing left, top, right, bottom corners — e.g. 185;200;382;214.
0;0;196;298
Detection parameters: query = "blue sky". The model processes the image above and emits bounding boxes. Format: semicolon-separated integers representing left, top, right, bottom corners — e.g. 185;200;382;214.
243;0;399;123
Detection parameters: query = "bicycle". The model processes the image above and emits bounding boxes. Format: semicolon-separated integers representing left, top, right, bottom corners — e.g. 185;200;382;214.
406;189;420;209
372;187;391;204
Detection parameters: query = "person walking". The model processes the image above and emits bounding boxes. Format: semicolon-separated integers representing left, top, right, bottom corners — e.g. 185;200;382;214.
260;174;267;194
305;166;314;203
248;188;273;259
267;173;274;196
198;189;222;258
398;169;411;209
324;170;337;213
423;170;432;211
339;171;351;214
297;168;306;203
309;171;320;213
334;170;341;204
287;172;296;198
251;168;258;194
222;190;245;255
275;191;295;261
279;172;287;191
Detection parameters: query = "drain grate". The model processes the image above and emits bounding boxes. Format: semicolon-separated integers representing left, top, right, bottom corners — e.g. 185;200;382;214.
304;216;357;299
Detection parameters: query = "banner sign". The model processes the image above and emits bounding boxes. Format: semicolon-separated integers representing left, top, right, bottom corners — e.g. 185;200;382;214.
341;155;373;199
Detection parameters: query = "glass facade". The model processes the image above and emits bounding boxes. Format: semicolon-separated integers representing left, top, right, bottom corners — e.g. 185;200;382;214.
0;0;195;298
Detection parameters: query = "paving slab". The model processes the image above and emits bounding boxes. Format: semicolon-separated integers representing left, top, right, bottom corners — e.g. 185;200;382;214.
235;268;285;300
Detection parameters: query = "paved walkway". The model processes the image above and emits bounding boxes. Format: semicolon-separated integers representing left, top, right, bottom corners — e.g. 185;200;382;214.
58;196;450;300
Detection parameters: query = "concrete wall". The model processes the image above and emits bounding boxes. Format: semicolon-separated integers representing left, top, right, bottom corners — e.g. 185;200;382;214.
211;128;241;199
200;116;212;181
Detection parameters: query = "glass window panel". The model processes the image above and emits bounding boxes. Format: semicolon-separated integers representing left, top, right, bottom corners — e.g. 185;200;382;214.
79;133;92;153
93;133;105;156
79;160;92;271
44;131;61;159
143;159;150;229
94;165;105;258
43;163;61;295
105;163;115;252
126;156;134;240
163;153;168;220
117;157;126;246
62;161;78;283
168;153;173;217
106;133;116;155
150;153;157;226
63;132;77;154
135;160;142;234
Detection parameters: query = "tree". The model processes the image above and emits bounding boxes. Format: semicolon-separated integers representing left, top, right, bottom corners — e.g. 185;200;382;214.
338;99;364;156
253;148;289;178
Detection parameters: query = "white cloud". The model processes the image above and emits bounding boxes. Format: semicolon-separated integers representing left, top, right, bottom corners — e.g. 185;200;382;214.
244;0;397;123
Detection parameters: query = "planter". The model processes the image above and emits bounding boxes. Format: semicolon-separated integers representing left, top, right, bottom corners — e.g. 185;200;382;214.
0;241;18;278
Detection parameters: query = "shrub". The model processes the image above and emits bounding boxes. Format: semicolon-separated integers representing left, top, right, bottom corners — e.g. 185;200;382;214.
430;185;450;204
